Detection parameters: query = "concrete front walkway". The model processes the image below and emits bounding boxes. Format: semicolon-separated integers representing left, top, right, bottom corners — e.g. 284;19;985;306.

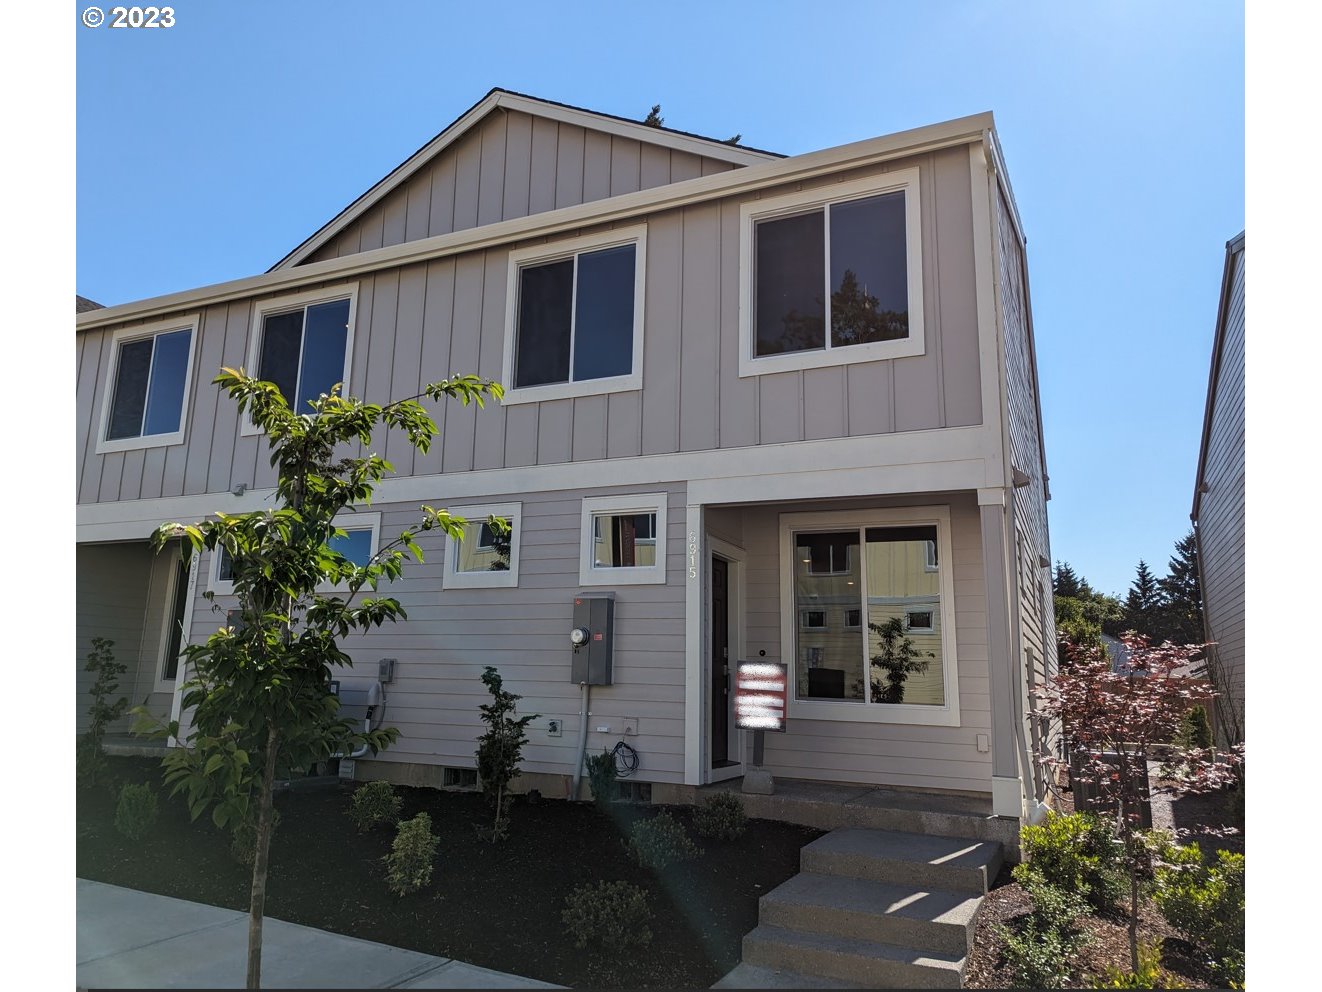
77;879;561;989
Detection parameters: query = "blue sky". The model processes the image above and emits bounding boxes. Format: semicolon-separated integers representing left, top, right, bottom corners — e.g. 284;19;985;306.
74;0;1244;597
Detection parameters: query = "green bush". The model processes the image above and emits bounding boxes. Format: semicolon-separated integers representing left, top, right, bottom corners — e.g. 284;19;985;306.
76;736;109;792
561;880;653;952
585;750;617;807
348;780;402;832
997;869;1089;989
1017;811;1125;912
384;812;439;896
1091;941;1187;988
626;811;698;869
693;791;747;841
230;808;282;866
1173;704;1213;751
114;782;159;841
1153;844;1244;985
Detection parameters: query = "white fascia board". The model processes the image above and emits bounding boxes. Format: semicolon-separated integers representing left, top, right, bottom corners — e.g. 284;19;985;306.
76;113;997;334
77;426;995;542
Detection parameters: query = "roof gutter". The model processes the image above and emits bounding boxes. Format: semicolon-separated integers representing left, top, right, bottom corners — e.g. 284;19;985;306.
77;112;996;333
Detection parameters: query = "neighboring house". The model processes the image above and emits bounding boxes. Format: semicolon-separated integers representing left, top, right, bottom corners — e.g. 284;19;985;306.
1191;232;1245;745
75;88;1055;822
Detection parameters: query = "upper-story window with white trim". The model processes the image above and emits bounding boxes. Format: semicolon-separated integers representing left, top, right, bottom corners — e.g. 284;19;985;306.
739;170;924;377
244;286;357;431
502;226;646;405
579;493;668;586
442;503;521;589
96;315;199;454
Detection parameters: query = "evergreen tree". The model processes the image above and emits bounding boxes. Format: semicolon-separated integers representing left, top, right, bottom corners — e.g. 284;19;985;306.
1157;531;1203;646
643;104;663;127
1053;561;1082;599
1123;559;1162;637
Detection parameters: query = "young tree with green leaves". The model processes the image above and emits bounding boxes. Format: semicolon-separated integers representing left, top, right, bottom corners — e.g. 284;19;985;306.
135;368;501;990
868;616;933;704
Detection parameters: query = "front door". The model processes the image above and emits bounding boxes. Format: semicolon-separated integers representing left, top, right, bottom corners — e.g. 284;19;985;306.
711;555;731;766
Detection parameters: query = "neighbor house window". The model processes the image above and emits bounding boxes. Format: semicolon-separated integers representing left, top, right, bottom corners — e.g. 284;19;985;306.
579;493;668;585
502;226;646;404
443;503;522;589
739;170;924;377
244;286;357;431
779;506;959;727
211;513;379;595
96;316;199;453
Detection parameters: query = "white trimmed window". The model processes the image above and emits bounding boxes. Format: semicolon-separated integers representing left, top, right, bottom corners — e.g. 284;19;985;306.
243;285;357;432
210;512;380;595
779;506;959;727
739;170;924;377
579;493;668;586
96;315;199;453
442;503;521;589
502;226;646;405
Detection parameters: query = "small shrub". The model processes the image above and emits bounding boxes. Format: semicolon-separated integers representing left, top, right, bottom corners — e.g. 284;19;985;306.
1173;704;1213;751
1153;844;1244;985
79;637;127;789
230;809;282;866
1017;811;1125;911
693;791;747;841
76;736;108;791
626;810;698;869
114;782;159;841
474;667;536;842
1091;940;1188;988
561;880;653;952
384;812;439;896
997;869;1089;989
348;780;402;832
585;750;617;807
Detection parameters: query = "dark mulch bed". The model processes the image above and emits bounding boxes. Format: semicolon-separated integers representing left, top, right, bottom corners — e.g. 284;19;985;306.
78;757;822;989
964;776;1243;989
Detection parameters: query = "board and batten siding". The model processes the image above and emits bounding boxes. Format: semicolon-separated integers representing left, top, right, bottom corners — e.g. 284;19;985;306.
1195;239;1245;740
996;187;1056;765
300;110;739;266
77;146;984;507
727;494;993;795
180;482;691;783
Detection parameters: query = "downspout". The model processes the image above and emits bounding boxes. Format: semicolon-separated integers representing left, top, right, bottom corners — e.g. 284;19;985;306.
570;682;591;800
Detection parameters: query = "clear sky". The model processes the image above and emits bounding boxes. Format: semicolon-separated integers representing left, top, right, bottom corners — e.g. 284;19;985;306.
74;0;1244;597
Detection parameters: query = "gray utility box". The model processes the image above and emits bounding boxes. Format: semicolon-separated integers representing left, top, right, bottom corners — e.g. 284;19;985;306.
571;593;615;685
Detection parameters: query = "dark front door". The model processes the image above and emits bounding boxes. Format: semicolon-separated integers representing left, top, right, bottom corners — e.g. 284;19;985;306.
711;555;731;766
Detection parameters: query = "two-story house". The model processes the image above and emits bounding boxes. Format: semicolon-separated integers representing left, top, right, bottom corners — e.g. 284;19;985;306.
76;88;1055;826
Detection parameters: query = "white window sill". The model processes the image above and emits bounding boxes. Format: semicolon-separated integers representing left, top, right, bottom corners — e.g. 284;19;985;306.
788;697;962;727
739;335;925;378
96;430;187;455
500;373;641;406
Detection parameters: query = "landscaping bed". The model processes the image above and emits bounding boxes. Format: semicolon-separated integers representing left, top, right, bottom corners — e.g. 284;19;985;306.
77;757;822;989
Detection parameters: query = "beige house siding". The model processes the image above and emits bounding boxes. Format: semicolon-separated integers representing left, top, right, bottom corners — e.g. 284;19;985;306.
300;110;738;267
1194;237;1245;742
76;543;153;734
77;145;984;506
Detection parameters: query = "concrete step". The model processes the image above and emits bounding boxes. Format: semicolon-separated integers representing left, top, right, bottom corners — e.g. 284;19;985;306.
757;872;982;956
800;829;1002;895
742;924;965;989
711;961;871;989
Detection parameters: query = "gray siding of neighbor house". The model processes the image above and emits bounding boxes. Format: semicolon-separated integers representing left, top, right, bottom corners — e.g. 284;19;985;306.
1195;240;1245;741
182;482;691;784
76;543;155;734
77;145;984;507
710;494;992;795
996;186;1057;771
299;110;739;267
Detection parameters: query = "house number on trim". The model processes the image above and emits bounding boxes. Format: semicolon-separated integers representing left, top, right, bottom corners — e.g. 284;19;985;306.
687;532;698;580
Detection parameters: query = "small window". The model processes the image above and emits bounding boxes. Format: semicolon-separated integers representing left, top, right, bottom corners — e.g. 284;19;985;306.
211;513;379;595
800;609;827;629
503;227;646;405
443;503;522;589
906;610;935;632
844;608;862;629
96;316;199;453
739;171;924;377
579;494;668;586
244;287;357;432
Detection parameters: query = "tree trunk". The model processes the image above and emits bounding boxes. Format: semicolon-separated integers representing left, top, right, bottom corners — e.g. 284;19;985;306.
1129;866;1139;973
246;726;280;989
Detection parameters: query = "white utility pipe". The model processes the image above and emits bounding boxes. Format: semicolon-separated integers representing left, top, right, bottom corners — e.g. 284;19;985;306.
570;682;591;800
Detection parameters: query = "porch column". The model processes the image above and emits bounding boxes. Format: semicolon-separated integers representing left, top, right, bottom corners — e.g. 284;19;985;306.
683;503;705;785
978;488;1024;818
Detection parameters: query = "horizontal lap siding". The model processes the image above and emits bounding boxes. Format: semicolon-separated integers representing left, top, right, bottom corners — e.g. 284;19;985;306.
76;544;153;734
183;482;691;783
737;495;993;793
78;148;986;506
1197;246;1245;737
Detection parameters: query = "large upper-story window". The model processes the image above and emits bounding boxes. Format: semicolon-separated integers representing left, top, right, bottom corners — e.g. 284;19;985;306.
96;316;199;453
502;226;646;404
739;170;924;377
244;286;357;431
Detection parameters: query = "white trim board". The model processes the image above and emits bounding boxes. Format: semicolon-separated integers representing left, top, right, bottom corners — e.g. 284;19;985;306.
77;113;996;334
270;89;778;271
578;493;668;586
94;314;201;455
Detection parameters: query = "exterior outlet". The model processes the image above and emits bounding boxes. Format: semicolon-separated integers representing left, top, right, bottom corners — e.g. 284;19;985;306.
547;719;563;737
976;734;990;753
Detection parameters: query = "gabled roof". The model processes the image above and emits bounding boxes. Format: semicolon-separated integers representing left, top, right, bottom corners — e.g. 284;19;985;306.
76;295;104;313
269;88;782;272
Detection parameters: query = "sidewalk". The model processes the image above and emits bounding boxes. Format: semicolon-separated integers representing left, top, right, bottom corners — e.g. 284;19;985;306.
77;879;561;989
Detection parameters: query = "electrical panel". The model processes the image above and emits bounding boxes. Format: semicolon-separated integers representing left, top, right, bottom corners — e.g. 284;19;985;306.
571;593;614;685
